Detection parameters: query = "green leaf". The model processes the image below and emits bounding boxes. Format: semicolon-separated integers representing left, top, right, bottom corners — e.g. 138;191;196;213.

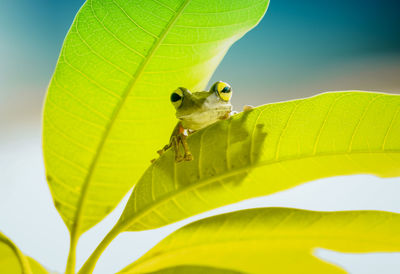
42;0;269;237
119;208;400;273
80;91;400;273
118;91;400;231
0;232;48;274
145;266;241;273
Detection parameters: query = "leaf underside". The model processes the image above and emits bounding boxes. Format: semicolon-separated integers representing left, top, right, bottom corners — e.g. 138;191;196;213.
42;0;269;235
117;91;400;231
120;208;400;274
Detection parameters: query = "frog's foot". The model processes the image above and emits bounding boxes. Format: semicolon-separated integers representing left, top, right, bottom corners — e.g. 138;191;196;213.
243;105;254;111
175;154;184;162
184;153;193;161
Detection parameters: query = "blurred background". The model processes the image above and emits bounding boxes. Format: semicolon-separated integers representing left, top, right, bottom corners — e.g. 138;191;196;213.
1;0;399;273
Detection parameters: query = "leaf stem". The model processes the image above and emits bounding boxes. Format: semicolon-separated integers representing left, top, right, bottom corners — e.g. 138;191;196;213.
65;232;79;274
78;225;121;274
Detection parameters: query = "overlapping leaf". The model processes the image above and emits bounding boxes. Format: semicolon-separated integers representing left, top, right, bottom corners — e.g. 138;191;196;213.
42;0;269;236
0;232;48;274
120;208;400;273
116;92;400;231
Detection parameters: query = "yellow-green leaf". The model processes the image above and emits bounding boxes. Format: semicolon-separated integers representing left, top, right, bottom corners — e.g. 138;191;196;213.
0;232;48;274
80;91;399;273
42;0;269;237
145;266;241;273
117;91;400;231
120;208;400;273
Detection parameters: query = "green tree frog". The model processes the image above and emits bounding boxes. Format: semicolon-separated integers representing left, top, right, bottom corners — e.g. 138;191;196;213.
155;81;234;162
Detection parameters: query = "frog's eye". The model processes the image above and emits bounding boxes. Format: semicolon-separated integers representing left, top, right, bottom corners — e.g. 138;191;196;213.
170;87;184;108
211;81;232;102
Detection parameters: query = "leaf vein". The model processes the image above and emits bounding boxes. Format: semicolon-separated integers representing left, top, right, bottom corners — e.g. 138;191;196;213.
45;117;96;153
312;93;353;155
183;0;266;15
45;147;88;173
275;101;300;160
151;0;177;13
90;0;146;58
45;99;104;131
112;0;159;39
74;14;134;78
61;56;122;100
53;76;110;121
347;94;385;152
382;106;400;150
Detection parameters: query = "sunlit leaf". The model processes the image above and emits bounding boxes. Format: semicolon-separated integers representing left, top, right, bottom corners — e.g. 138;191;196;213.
0;232;48;274
117;91;400;232
120;208;400;273
147;266;241;273
80;91;399;273
42;0;269;237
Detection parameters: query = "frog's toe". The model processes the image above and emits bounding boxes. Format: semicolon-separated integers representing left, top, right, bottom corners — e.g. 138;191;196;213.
184;153;193;161
175;155;184;162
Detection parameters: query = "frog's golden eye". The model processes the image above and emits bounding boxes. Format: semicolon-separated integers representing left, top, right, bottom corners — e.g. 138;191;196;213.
170;88;184;108
211;81;232;102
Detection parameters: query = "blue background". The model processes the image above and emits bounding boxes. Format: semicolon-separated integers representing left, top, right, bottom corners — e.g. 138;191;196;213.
1;0;399;106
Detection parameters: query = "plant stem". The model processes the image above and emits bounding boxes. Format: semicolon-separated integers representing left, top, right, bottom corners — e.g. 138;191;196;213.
78;225;121;274
65;232;78;274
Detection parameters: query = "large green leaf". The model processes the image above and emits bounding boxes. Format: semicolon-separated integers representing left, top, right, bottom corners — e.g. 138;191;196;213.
120;208;400;273
42;0;269;237
116;91;400;232
80;91;400;273
0;232;48;274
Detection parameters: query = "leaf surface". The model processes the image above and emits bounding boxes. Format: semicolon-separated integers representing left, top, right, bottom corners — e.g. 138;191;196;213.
0;232;48;274
42;0;269;235
117;92;400;231
120;208;400;274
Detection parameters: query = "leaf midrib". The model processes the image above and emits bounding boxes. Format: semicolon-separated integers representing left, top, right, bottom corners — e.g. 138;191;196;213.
121;150;399;230
72;0;192;236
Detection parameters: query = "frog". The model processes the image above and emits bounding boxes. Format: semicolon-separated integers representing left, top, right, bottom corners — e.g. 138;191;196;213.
154;81;234;163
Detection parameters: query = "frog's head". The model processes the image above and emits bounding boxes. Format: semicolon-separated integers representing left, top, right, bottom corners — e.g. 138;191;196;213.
170;81;232;109
170;81;232;127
